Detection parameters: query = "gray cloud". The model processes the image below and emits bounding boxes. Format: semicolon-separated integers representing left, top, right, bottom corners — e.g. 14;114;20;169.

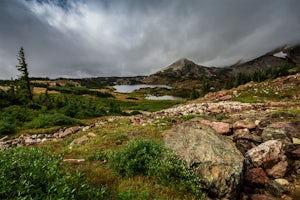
0;0;299;79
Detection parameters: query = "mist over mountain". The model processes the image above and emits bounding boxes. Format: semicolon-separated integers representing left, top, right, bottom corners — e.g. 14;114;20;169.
0;0;300;79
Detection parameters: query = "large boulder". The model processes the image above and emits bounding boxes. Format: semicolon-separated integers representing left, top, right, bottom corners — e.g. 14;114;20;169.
163;121;244;199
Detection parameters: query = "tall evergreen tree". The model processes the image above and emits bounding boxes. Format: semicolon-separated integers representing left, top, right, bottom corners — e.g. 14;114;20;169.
16;47;33;102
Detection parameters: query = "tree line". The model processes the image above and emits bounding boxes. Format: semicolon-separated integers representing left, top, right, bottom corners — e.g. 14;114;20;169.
191;64;295;99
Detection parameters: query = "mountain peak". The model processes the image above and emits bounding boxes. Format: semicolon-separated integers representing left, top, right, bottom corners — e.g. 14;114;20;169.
161;58;196;72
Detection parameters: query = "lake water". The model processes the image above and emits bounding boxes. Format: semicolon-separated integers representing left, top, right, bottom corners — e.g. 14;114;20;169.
113;84;172;93
145;95;184;100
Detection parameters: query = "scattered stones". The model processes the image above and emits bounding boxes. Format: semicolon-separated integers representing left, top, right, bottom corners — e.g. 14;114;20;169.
58;126;83;138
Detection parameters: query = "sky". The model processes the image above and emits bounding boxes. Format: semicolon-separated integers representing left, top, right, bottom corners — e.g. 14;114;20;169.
0;0;300;79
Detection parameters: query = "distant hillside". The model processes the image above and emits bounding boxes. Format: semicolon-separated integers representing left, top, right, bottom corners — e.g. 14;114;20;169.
143;45;300;89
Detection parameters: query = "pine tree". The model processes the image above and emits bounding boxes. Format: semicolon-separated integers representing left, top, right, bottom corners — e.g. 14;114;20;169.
16;47;33;102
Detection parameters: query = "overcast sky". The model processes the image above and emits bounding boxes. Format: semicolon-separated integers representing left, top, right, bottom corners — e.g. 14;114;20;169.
0;0;300;79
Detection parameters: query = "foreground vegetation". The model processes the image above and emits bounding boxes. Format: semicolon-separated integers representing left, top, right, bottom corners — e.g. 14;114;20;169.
0;147;101;199
0;117;206;199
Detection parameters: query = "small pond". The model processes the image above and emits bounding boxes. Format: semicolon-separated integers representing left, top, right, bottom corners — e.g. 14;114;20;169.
113;84;172;93
145;95;185;100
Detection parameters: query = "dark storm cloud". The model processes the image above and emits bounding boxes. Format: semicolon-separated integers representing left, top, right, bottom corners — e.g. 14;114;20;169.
0;0;300;79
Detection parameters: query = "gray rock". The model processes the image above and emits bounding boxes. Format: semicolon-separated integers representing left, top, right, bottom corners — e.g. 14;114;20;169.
70;135;89;147
87;132;96;138
261;124;292;144
293;137;300;145
295;160;300;175
274;178;289;187
163;121;244;199
266;161;288;178
291;148;300;158
245;140;283;168
233;128;261;143
24;138;35;145
244;167;269;185
233;120;256;130
196;119;232;135
250;194;278;200
267;180;288;197
0;142;6;150
0;136;9;141
58;126;83;138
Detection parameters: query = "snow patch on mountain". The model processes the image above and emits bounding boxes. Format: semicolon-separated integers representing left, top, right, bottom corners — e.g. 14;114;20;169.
273;51;287;58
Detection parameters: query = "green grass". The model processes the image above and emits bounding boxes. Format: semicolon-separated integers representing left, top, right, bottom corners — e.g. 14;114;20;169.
36;117;207;199
232;76;300;103
271;108;300;121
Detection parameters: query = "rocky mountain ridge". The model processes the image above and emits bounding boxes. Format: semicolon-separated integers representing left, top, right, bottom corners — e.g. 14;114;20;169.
143;45;300;86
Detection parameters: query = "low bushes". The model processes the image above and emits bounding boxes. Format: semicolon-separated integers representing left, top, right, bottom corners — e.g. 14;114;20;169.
25;113;84;128
0;147;100;199
108;139;163;177
0;120;16;135
108;139;205;199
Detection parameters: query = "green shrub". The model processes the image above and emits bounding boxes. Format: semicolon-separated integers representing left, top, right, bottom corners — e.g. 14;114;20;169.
113;133;128;142
0;120;16;135
117;189;150;200
108;139;205;199
0;147;100;199
25;113;84;128
149;152;204;199
108;139;163;177
0;105;36;124
87;150;108;161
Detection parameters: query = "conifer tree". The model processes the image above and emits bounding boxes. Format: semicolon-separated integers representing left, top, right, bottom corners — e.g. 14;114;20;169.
16;47;33;102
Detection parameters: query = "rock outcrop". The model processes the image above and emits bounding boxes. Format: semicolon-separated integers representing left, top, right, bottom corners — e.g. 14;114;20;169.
163;120;244;199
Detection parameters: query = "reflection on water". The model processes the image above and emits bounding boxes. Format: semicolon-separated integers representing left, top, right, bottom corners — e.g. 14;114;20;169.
113;84;171;93
145;95;184;100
